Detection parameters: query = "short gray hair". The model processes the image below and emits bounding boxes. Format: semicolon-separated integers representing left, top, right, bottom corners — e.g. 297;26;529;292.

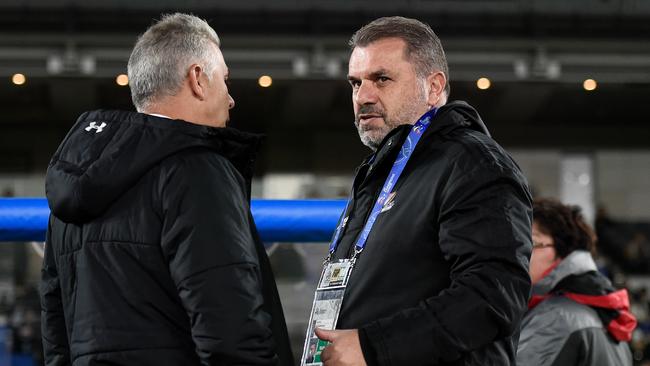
128;13;221;111
349;16;450;97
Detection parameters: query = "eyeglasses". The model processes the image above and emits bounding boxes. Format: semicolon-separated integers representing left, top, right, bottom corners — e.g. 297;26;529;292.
532;241;554;250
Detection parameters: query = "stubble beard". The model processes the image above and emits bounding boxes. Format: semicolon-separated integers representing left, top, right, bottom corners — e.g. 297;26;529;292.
356;112;396;151
355;89;429;151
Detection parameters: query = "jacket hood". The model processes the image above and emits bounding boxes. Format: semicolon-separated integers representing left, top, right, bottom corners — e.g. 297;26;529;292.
433;100;491;137
45;110;262;224
530;250;637;341
532;250;597;296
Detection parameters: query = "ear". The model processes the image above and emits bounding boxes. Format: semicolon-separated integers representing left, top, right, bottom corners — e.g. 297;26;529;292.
426;71;447;107
187;64;206;101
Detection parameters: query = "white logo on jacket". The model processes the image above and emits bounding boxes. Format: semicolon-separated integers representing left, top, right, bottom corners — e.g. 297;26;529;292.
85;122;107;133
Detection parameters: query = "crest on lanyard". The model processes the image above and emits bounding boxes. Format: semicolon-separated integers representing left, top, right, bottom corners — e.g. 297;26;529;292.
381;191;397;213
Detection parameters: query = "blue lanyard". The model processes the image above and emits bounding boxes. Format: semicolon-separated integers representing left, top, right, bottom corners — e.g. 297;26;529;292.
328;108;437;257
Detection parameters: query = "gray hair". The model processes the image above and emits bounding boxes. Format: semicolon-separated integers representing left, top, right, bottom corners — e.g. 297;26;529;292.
349;16;450;97
128;13;221;112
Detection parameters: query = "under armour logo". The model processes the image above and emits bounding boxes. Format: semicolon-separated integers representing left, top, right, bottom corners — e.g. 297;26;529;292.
85;122;107;133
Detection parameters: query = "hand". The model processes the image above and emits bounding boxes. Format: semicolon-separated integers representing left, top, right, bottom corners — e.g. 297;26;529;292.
315;328;367;366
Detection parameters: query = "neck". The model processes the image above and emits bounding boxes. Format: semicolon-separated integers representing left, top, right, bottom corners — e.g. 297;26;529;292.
144;99;191;122
432;95;448;109
144;95;217;127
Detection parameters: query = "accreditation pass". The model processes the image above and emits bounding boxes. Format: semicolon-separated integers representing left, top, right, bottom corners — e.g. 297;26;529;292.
300;259;354;365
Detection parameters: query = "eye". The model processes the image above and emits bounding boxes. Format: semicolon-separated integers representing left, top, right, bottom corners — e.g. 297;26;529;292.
377;76;390;84
349;79;361;89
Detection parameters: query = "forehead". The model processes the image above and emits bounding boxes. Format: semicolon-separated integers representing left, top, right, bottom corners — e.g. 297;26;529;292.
348;37;411;75
211;43;225;64
532;221;551;236
209;43;228;72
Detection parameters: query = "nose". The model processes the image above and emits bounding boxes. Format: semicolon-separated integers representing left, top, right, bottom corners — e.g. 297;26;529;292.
355;80;378;106
228;94;235;109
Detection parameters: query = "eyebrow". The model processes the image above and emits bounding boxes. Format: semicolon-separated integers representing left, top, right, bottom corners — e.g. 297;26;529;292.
347;68;392;81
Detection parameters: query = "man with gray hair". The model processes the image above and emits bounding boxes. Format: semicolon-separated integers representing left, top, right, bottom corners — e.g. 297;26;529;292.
41;13;293;365
310;17;532;365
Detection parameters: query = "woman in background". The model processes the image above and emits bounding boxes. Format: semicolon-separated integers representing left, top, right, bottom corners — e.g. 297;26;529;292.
517;198;636;366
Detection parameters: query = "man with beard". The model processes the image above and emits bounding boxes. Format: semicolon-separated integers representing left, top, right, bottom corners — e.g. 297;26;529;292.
313;17;533;365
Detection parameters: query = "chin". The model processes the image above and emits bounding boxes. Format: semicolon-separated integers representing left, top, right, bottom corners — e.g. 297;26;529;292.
212;117;228;128
221;114;230;127
359;133;382;151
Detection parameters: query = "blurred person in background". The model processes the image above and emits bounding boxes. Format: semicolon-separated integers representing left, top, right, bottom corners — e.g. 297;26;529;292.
518;198;636;366
40;13;292;366
314;16;533;365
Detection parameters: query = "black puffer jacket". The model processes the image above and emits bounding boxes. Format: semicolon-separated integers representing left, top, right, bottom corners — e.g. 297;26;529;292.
41;110;293;366
331;101;533;365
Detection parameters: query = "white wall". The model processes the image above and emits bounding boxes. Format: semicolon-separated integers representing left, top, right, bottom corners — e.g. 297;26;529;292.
0;174;45;197
510;149;650;221
509;149;562;198
596;151;650;220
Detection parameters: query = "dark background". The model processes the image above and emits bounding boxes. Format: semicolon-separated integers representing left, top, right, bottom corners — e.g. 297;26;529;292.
1;0;649;175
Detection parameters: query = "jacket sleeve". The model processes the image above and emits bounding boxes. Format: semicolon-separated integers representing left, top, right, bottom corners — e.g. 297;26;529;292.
40;217;71;366
359;161;533;365
159;153;277;366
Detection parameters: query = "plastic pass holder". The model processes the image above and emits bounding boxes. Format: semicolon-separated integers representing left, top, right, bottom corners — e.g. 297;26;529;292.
300;258;355;365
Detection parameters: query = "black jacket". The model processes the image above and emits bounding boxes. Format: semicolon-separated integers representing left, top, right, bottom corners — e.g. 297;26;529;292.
41;110;293;366
517;250;635;366
331;101;533;365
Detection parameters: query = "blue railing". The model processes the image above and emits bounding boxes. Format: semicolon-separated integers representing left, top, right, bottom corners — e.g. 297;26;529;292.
0;198;346;243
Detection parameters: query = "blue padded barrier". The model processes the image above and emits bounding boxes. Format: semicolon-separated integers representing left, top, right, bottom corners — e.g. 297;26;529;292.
0;198;346;243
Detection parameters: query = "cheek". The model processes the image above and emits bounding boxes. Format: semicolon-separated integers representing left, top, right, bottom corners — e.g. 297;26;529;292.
529;253;549;281
530;251;543;267
352;91;362;108
531;250;555;269
387;85;419;108
220;90;231;107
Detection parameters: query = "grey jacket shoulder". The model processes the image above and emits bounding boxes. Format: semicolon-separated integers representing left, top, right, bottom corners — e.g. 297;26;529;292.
519;298;601;365
518;297;631;366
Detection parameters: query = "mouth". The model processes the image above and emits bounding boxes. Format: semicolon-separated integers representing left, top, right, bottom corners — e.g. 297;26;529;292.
358;114;383;126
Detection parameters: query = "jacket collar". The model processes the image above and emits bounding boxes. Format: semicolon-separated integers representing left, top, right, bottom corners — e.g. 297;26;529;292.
202;123;263;183
360;100;490;171
141;113;263;181
528;250;637;342
532;250;597;296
